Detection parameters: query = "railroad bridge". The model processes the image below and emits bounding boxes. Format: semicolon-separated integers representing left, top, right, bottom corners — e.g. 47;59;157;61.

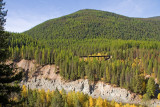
79;55;111;61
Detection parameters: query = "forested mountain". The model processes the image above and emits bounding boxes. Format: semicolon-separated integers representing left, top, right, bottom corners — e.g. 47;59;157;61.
24;9;160;41
8;9;160;102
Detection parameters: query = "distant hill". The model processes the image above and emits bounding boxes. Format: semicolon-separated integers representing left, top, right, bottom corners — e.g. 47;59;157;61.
148;16;160;20
24;9;160;41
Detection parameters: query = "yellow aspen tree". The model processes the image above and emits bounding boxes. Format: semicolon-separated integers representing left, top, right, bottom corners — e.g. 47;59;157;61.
131;104;137;107
157;93;160;100
72;91;77;106
38;89;41;93
89;96;94;107
115;103;120;107
85;100;89;107
67;91;73;106
40;89;46;104
129;104;133;107
123;103;130;107
46;89;51;103
76;91;80;98
59;90;62;94
103;99;108;107
119;102;122;106
79;92;85;104
97;53;101;56
21;85;27;98
110;100;115;106
77;91;85;106
96;97;103;107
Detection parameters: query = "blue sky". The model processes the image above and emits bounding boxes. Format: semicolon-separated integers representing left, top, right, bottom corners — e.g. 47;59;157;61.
5;0;160;32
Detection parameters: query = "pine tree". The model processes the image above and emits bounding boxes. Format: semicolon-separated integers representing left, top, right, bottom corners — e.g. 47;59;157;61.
32;90;37;107
0;0;22;105
135;76;144;94
61;88;67;101
64;100;69;107
120;69;125;88
146;78;156;97
51;88;64;107
27;89;35;107
153;60;158;77
148;60;153;75
158;69;160;85
75;98;82;107
106;66;110;83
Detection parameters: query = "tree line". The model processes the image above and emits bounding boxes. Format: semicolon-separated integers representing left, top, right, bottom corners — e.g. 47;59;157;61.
8;32;160;99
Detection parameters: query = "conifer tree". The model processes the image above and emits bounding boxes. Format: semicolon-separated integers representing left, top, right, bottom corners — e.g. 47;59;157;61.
158;69;160;85
75;98;82;107
146;78;156;98
106;66;110;83
0;0;22;105
51;88;64;107
64;100;69;107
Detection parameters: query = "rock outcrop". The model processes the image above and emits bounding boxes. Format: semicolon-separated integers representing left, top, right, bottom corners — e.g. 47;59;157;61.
16;59;160;106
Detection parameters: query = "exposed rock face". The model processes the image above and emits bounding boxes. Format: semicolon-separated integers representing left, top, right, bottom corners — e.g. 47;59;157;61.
17;59;159;106
17;59;36;71
22;77;140;104
150;100;160;107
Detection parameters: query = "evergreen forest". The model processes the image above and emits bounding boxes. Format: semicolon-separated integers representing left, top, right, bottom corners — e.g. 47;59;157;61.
7;9;160;103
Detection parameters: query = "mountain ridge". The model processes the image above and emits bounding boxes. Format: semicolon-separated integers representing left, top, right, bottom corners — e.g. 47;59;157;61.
148;16;160;20
24;9;160;41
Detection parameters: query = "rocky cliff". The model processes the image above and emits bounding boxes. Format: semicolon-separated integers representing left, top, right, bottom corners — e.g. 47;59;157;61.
16;59;160;106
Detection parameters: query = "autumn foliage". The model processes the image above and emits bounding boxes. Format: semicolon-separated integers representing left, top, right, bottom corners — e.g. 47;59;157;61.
20;86;143;107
